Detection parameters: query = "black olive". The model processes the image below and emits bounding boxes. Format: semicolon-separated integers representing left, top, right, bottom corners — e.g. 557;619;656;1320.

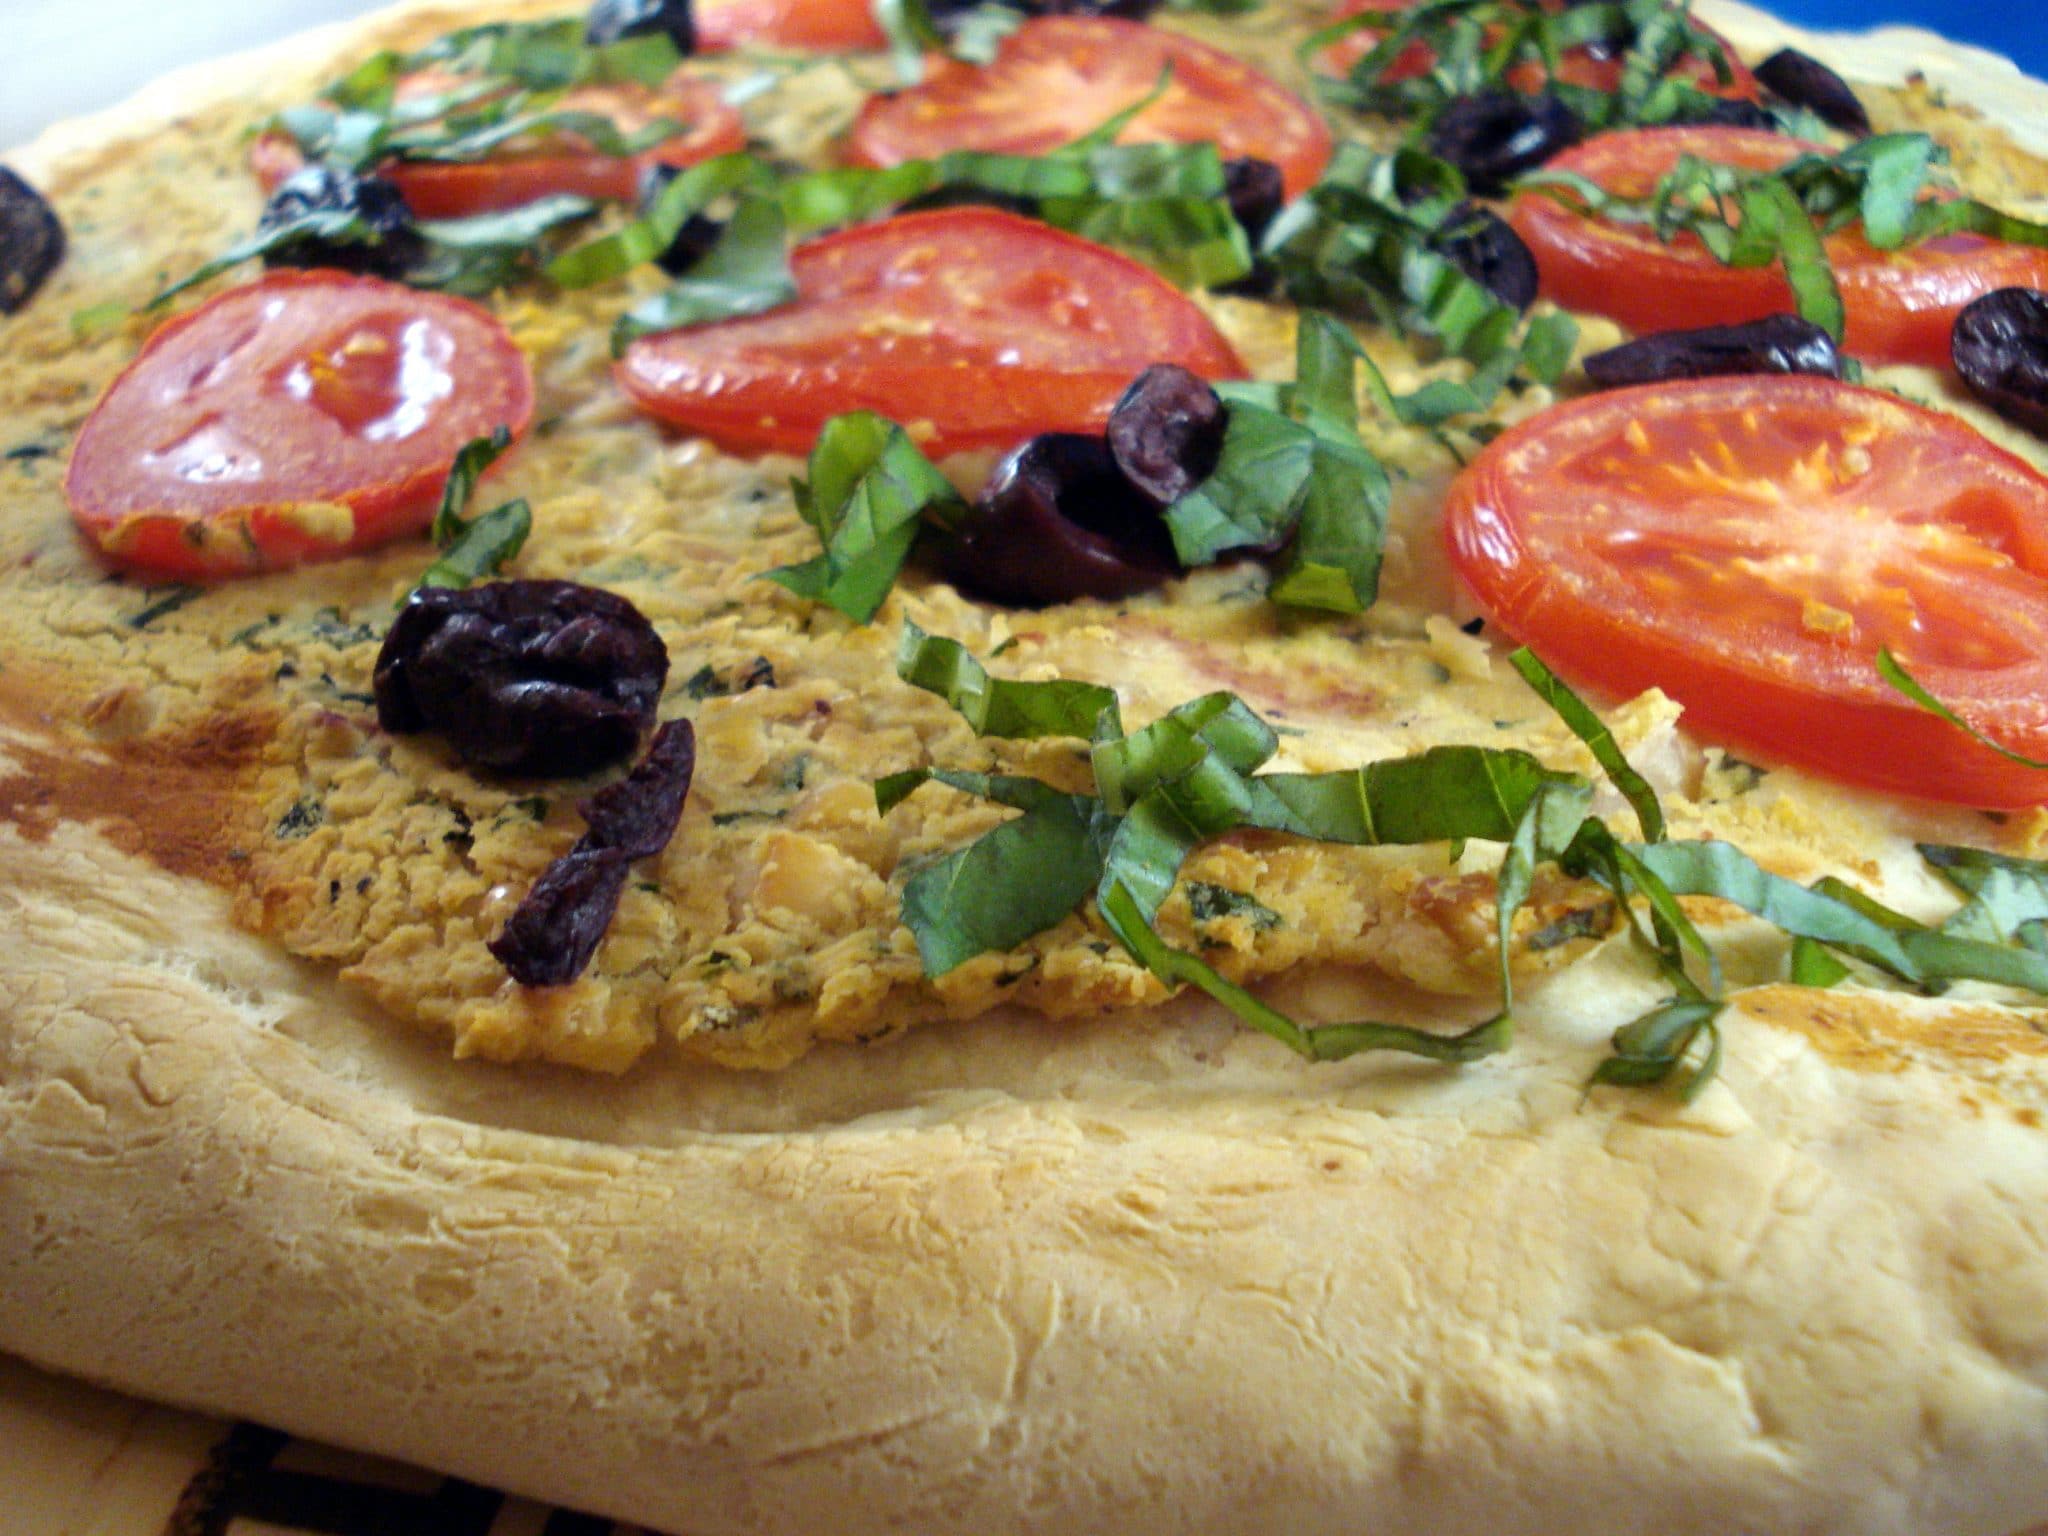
374;579;669;778
1582;314;1841;390
1107;364;1227;508
1425;92;1582;198
1754;47;1869;136
1952;288;2048;438
257;165;422;279
939;435;1178;606
1682;96;1777;131
489;718;696;986
1221;157;1285;247
1433;202;1539;312
0;166;65;315
585;0;695;54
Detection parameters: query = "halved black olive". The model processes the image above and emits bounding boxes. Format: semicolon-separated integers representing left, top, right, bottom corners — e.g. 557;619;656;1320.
586;0;695;53
1433;202;1539;312
1107;364;1227;508
258;165;422;278
1755;47;1869;136
0;166;66;315
1426;92;1582;198
1952;288;2048;438
375;579;669;778
939;435;1179;606
1582;314;1840;390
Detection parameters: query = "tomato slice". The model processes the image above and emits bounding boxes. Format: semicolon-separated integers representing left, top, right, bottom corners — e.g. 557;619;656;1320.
65;271;534;580
1509;126;2048;368
696;0;885;51
253;71;744;218
1444;374;2048;808
1316;0;1759;101
843;16;1334;201
614;207;1246;457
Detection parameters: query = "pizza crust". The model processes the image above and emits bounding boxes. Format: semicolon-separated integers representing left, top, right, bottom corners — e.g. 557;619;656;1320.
7;5;2048;1533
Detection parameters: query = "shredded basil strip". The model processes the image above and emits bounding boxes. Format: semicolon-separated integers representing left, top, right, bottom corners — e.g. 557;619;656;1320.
1509;648;1664;841
762;421;967;625
1521;134;2048;343
1876;648;2048;771
547;153;768;288
896;623;1120;738
611;194;797;350
1309;0;1756;134
1265;144;1578;393
428;429;512;544
873;0;1020;82
879;635;2048;1092
419;500;533;590
150;194;596;308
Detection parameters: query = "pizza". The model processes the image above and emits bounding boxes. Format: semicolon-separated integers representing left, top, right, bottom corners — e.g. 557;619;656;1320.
7;0;2048;1530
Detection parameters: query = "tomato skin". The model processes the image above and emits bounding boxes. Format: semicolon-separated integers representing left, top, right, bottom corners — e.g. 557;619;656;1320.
844;16;1334;201
614;207;1245;457
696;0;885;51
1509;126;2048;368
1444;375;2048;809
252;73;744;219
65;271;534;581
1317;0;1758;101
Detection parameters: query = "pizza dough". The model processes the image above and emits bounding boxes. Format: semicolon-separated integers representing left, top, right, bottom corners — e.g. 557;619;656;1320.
5;4;2048;1533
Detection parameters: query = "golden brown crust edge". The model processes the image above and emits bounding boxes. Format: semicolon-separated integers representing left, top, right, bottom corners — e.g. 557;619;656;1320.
8;812;2048;1536
5;4;2048;1533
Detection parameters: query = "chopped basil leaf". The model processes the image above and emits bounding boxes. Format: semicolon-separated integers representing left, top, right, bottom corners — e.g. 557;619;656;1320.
429;428;513;544
763;422;966;624
610;194;797;350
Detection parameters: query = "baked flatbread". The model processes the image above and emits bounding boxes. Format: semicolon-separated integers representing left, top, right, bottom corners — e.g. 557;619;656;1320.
6;4;2048;1532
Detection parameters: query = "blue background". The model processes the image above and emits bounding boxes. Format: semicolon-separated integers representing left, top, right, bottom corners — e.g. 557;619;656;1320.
1768;1;2048;79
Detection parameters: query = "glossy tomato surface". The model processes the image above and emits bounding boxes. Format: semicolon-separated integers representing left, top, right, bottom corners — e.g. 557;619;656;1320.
1445;374;2048;807
615;207;1246;457
66;271;533;580
1509;126;2048;367
253;72;744;218
1316;0;1758;100
697;0;885;51
844;16;1333;200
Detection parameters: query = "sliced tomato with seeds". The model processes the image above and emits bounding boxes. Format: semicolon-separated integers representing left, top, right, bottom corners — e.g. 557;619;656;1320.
615;207;1246;457
696;0;886;51
1509;126;2048;368
1316;0;1758;101
844;16;1333;201
65;271;534;580
252;71;744;218
1444;374;2048;808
